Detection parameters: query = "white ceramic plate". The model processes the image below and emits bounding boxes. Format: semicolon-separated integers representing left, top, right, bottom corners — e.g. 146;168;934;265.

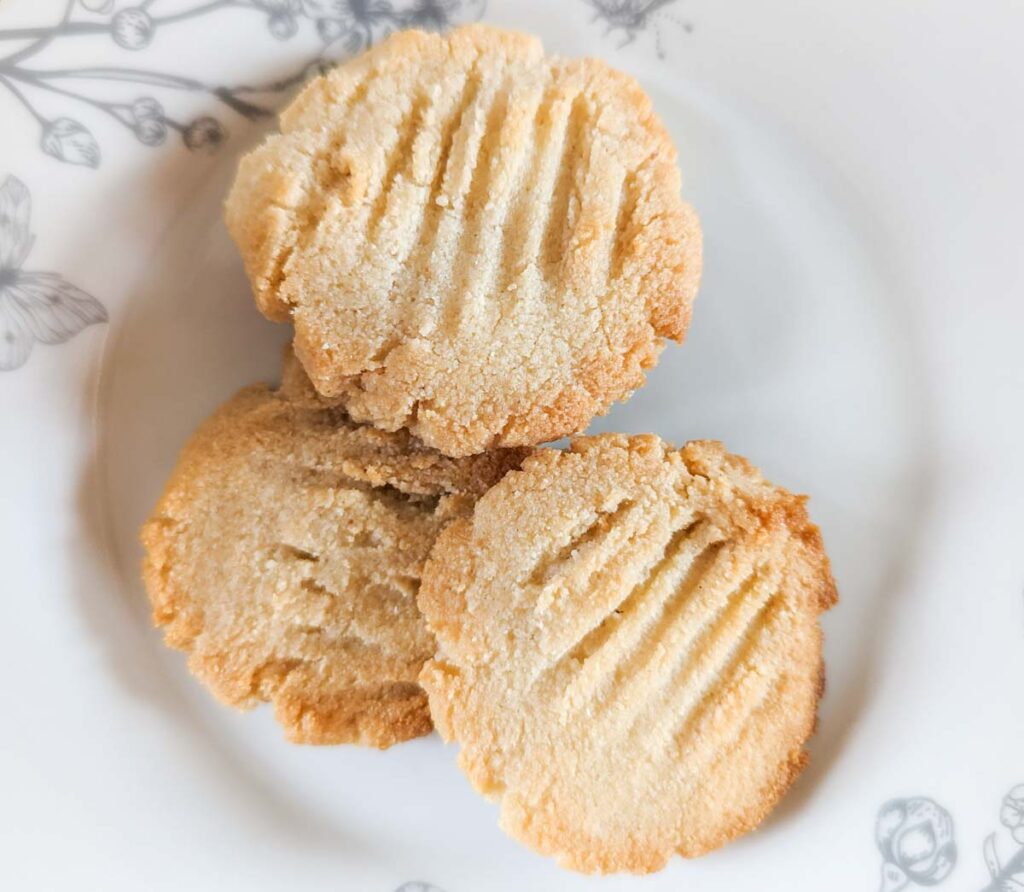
2;1;1023;889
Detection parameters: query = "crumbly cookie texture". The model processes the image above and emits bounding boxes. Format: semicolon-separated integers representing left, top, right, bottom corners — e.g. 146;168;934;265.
419;435;836;872
225;24;702;457
140;350;528;747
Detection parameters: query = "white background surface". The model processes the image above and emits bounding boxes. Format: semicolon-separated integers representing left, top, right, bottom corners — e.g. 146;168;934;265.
1;1;1022;889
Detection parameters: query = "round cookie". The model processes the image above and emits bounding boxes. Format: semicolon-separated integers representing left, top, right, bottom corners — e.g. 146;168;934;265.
140;351;527;747
225;25;702;457
418;434;836;871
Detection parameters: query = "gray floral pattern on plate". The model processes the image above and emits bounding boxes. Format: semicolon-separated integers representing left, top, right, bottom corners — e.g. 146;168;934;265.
583;0;692;59
876;796;957;892
0;175;107;371
0;0;487;167
982;784;1024;891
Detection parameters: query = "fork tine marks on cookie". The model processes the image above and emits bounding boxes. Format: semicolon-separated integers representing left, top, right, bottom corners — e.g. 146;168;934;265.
226;27;702;453
540;88;591;278
415;435;835;868
528;505;686;674
430;75;506;337
594;544;752;730
665;603;794;777
370;76;469;349
559;98;631;302
367;91;432;244
504;83;581;298
280;58;373;133
609;168;644;283
523;493;632;586
401;68;483;340
676;668;814;856
638;573;779;750
558;518;721;714
449;76;533;335
497;79;568;298
532;500;654;622
464;75;549;334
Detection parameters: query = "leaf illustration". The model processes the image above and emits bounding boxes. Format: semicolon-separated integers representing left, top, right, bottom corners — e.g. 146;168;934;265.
40;118;101;168
1001;785;1024;835
0;176;34;271
879;862;909;892
999;848;1024;886
985;833;1002;879
4;272;108;344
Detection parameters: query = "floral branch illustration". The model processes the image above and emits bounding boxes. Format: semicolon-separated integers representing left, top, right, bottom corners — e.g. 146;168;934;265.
0;0;486;168
981;784;1024;892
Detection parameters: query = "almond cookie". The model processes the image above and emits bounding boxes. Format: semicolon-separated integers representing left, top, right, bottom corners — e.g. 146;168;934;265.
225;25;702;457
419;435;836;871
140;350;527;747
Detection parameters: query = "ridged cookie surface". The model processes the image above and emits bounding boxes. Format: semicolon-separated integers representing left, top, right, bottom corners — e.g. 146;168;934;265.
419;435;836;871
140;351;527;747
225;25;702;457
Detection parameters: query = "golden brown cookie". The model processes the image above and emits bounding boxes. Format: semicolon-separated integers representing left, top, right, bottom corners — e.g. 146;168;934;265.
140;351;528;747
225;25;702;457
419;435;836;871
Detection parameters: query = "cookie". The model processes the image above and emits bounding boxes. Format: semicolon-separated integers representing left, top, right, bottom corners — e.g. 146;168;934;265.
418;435;836;871
225;25;702;457
140;350;528;747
